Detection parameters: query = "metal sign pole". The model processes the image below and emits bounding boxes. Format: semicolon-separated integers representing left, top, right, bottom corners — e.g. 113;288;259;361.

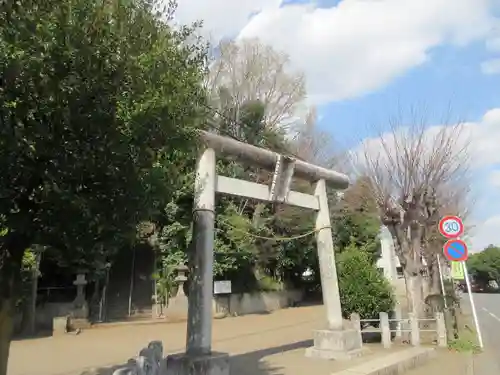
462;261;484;349
438;217;483;349
437;254;448;309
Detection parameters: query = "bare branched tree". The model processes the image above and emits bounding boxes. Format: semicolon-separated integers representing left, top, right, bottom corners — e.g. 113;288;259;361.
290;107;343;173
207;38;307;130
352;111;471;316
292;106;340;168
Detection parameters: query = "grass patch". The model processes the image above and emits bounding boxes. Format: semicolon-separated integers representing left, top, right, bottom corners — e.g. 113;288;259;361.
448;309;481;353
448;332;481;353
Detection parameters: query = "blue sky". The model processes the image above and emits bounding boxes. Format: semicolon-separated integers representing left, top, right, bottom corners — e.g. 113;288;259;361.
317;37;500;251
319;42;500;144
176;0;500;251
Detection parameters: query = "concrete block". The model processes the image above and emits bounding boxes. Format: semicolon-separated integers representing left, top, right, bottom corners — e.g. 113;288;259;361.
330;347;436;375
52;316;68;336
305;329;365;360
165;352;229;375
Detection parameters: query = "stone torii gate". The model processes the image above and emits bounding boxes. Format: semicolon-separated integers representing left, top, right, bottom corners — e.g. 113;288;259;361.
165;131;363;375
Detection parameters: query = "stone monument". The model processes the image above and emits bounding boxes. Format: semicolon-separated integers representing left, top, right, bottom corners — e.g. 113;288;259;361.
69;273;91;330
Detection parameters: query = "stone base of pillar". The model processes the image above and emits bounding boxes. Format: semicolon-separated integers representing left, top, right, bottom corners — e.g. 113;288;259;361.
305;329;365;360
166;295;189;321
165;352;230;375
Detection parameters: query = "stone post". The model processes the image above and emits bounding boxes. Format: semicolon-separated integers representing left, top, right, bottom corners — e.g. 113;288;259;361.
166;148;229;375
436;312;447;347
380;312;391;348
409;313;420;346
350;313;361;333
305;179;363;360
394;304;402;339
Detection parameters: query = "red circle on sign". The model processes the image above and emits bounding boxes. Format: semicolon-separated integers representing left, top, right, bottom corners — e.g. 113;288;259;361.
438;215;464;239
443;239;468;261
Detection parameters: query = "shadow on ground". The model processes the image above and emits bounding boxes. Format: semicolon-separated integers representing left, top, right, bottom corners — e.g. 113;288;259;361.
12;329;53;341
80;340;313;375
229;339;313;375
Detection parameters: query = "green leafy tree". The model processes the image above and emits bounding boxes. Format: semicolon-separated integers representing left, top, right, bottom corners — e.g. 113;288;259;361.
333;177;381;263
468;245;500;289
155;99;295;290
0;0;207;372
337;245;395;320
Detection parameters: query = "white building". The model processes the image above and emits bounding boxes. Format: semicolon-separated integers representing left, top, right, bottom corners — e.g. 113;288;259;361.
376;226;408;298
376;226;401;281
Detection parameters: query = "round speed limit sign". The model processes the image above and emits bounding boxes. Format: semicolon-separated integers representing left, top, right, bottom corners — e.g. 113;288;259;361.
438;215;464;239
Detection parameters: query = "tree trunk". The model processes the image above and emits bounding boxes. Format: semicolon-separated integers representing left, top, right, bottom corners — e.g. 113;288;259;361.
428;260;441;296
0;233;30;375
421;258;445;314
0;299;14;375
22;250;41;335
403;269;424;317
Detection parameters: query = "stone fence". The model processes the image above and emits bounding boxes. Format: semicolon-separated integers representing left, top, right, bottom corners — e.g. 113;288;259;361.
350;311;447;348
212;289;303;317
165;288;303;321
40;289;304;335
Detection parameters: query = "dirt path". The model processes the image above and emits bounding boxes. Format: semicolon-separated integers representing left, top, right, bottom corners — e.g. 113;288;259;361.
8;305;398;375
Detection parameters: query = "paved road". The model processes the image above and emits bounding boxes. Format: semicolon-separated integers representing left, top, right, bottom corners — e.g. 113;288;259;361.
404;293;500;375
462;293;500;374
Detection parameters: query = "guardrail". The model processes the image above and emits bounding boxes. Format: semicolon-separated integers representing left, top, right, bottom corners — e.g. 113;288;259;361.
350;312;447;348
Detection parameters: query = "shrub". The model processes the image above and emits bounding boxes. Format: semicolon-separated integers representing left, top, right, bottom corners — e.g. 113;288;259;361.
337;245;395;320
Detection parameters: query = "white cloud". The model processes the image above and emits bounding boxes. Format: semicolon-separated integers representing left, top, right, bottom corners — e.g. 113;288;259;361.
486;37;500;52
174;0;281;42
489;170;500;187
469;215;500;251
176;0;497;103
481;58;500;74
485;20;500;51
465;109;500;166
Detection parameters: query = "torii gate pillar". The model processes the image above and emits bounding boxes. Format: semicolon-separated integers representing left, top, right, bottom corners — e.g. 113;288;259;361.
313;179;344;330
166;132;363;375
305;178;364;360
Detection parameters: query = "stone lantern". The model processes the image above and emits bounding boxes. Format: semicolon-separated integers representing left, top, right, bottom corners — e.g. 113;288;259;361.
175;264;189;297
